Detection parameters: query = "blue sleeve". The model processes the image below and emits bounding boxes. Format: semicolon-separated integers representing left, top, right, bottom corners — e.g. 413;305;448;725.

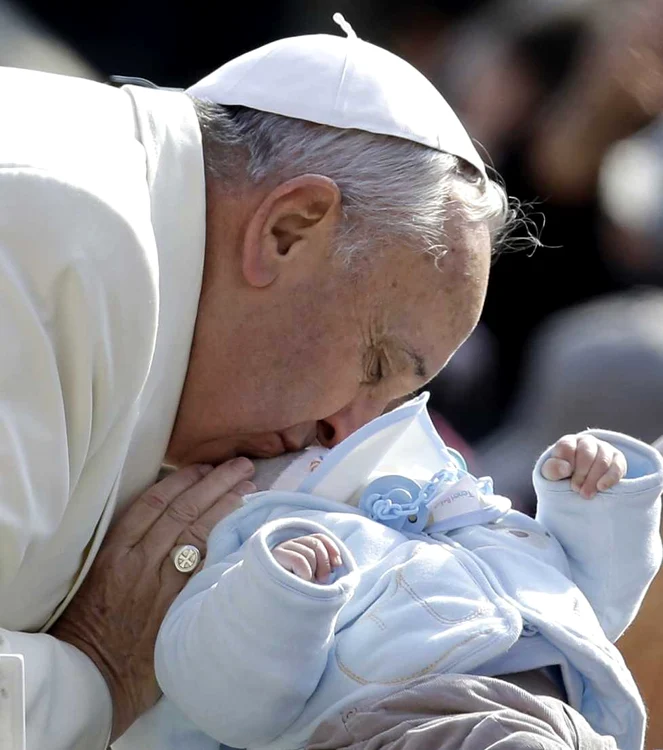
155;517;358;749
534;429;663;641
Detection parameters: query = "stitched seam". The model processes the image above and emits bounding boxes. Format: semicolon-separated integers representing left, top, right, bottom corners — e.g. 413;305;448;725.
335;631;485;686
366;612;386;631
561;705;582;749
396;570;487;624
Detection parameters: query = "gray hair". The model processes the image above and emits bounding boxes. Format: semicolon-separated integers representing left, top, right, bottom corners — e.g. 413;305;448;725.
191;98;515;264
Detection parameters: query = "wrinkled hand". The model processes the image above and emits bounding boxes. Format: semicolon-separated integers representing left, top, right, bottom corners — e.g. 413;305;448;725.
272;534;343;583
50;458;255;741
541;435;627;499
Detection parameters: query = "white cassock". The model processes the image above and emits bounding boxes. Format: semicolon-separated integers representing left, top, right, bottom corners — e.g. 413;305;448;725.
0;66;206;749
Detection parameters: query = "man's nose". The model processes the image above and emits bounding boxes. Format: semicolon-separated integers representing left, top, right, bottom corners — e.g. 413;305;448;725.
316;396;386;448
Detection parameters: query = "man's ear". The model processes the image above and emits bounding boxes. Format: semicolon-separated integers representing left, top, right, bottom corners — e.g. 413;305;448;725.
241;174;342;288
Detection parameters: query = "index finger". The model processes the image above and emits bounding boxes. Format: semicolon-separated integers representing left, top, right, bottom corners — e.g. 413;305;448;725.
551;435;578;464
142;458;254;554
109;464;214;546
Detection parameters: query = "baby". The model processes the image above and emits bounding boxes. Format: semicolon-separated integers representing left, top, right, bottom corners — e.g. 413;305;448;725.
150;395;663;750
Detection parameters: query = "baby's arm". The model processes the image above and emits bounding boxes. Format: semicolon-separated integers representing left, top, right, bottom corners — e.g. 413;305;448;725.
155;517;357;749
539;434;627;497
534;430;663;641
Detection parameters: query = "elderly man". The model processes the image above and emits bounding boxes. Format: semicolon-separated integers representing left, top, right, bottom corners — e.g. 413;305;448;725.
0;16;509;750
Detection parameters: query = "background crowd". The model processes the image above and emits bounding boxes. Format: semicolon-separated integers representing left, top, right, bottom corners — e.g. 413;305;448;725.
2;0;662;745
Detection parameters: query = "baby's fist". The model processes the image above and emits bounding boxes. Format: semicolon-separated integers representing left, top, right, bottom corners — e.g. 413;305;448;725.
541;434;627;499
272;533;343;583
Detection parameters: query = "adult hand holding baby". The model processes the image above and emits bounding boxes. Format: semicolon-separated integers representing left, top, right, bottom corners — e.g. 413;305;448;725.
541;435;627;499
51;458;255;741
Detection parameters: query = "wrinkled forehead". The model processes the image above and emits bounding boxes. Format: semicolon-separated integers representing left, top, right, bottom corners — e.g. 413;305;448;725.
378;269;488;385
377;220;490;314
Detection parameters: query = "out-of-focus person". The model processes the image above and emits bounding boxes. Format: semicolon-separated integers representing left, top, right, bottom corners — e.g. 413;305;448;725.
465;2;663;743
476;290;663;511
0;0;96;77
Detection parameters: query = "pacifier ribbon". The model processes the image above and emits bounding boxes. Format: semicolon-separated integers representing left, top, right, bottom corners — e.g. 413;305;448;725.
358;453;509;534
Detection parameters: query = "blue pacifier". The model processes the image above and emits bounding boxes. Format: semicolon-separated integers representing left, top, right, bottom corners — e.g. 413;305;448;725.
358;475;429;533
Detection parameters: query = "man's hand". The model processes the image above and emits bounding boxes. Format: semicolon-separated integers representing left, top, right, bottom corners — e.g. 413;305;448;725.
272;534;343;583
50;458;255;741
541;435;627;499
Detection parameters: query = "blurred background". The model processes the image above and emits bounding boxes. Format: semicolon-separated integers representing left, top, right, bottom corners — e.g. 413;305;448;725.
3;0;662;738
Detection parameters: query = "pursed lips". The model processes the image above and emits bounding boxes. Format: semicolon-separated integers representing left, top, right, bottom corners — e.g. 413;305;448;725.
278;425;319;453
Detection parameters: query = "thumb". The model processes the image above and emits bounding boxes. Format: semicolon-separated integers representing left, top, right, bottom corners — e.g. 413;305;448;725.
541;457;573;481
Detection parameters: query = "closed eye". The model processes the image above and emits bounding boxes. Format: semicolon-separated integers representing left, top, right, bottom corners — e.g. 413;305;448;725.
362;349;386;386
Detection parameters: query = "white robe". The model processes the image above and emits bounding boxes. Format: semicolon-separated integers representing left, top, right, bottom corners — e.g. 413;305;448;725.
0;66;206;748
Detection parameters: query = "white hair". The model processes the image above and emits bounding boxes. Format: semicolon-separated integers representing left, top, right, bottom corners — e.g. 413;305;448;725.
191;99;515;265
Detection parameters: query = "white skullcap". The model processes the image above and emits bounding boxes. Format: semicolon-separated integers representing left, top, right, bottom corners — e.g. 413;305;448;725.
187;14;486;176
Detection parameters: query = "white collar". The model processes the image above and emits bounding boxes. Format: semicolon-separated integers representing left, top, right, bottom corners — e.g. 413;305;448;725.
115;86;206;509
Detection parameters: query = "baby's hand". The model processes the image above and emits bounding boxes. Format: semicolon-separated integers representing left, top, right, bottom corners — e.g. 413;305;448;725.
272;534;343;583
541;434;627;499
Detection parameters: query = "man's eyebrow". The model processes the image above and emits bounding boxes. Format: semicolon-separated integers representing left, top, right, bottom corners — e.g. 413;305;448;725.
403;345;428;380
